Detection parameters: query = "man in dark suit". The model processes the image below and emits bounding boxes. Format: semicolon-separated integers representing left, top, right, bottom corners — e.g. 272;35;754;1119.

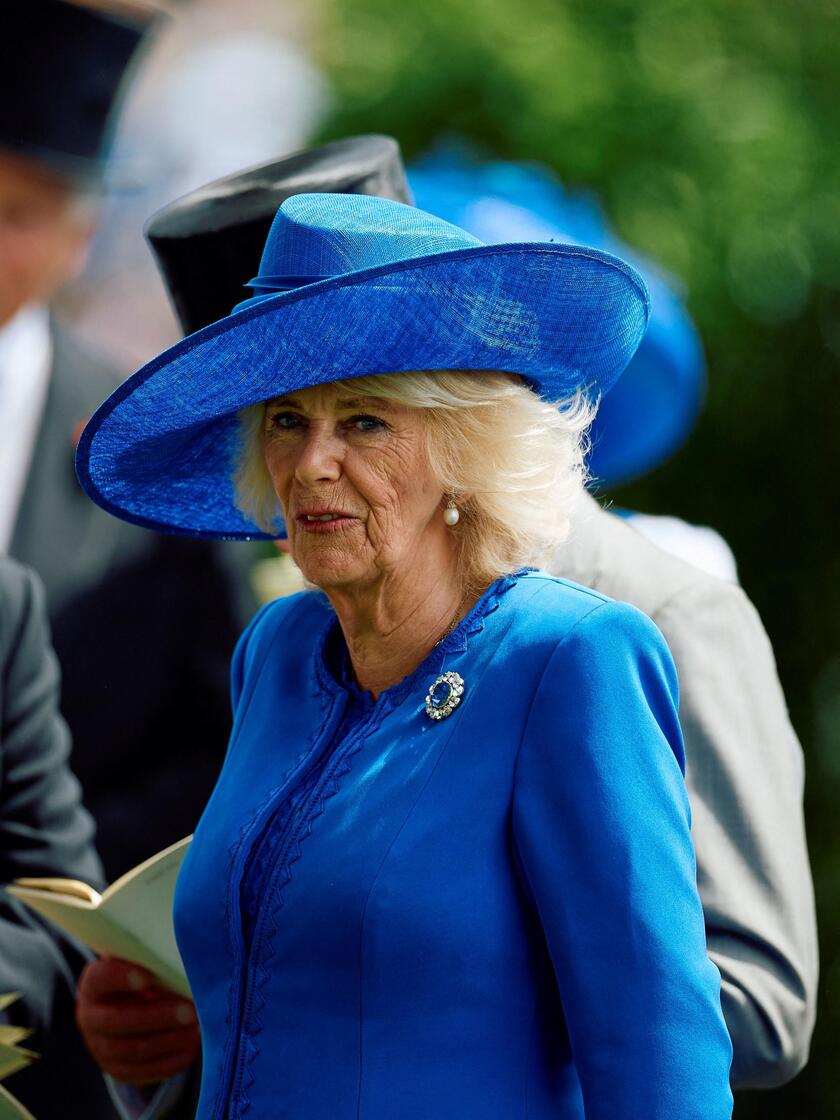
0;558;114;1116
2;0;248;883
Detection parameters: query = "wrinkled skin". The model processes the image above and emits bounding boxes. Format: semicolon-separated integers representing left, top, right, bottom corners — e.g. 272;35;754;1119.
263;382;450;588
263;381;467;695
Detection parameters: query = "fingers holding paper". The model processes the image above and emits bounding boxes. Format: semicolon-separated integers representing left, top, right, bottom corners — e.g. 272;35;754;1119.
76;958;200;1086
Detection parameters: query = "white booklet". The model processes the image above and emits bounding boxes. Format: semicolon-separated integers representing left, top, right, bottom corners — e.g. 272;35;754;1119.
7;837;192;999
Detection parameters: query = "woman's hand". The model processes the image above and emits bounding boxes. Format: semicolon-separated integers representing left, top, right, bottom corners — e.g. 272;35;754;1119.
76;958;200;1086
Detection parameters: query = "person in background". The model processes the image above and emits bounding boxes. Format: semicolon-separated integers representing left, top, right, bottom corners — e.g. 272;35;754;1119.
76;138;813;1099
0;558;115;1118
60;0;329;370
1;0;250;881
409;150;817;1087
410;151;734;576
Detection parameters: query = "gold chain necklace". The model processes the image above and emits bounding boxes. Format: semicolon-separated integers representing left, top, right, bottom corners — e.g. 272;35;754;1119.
434;592;471;648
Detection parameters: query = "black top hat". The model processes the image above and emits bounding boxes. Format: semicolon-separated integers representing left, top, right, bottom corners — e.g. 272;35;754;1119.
0;0;160;183
145;135;413;336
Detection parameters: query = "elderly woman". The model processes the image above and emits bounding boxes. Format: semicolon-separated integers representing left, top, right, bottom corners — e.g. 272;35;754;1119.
75;195;732;1118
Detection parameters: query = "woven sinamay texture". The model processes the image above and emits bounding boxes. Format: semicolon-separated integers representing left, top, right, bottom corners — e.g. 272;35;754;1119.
77;194;649;539
410;160;705;488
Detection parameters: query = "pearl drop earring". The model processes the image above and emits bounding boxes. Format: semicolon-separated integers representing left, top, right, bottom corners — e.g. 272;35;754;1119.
443;498;460;526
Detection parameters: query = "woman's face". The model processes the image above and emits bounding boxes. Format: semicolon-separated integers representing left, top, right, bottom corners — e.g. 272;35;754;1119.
262;382;451;591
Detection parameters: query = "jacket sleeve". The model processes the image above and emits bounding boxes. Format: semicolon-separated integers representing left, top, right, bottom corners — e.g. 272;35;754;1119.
230;593;314;714
655;580;817;1087
512;599;733;1119
0;561;104;1035
0;561;123;1118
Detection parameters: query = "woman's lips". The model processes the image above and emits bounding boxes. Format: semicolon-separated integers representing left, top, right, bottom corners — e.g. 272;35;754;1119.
294;511;357;534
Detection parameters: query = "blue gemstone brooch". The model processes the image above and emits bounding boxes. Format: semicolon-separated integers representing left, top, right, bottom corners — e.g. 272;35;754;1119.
425;671;465;721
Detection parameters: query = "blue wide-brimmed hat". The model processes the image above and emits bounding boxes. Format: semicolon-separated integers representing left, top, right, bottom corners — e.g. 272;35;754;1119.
411;152;705;488
76;192;649;539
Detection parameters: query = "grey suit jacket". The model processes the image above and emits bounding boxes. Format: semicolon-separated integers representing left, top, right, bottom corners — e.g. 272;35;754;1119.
10;325;150;614
9;325;255;881
0;558;116;1116
553;493;817;1088
10;323;256;623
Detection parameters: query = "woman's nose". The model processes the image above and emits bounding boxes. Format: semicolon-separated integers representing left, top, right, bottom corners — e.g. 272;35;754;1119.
293;423;343;484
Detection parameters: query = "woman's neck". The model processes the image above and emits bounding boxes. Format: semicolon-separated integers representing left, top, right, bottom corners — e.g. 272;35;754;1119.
324;560;475;701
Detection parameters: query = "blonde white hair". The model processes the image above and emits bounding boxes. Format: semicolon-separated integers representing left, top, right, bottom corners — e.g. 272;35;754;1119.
234;371;595;593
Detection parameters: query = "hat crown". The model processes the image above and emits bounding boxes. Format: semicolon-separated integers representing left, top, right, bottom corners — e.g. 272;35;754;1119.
254;194;483;287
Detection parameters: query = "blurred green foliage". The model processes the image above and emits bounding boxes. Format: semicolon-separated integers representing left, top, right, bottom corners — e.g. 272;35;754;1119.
318;0;840;1112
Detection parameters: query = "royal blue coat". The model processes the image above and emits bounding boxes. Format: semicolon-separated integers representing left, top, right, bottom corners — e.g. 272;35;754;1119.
174;570;733;1119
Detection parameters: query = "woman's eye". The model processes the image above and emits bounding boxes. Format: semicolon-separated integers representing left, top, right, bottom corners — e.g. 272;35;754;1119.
348;414;387;433
267;411;304;431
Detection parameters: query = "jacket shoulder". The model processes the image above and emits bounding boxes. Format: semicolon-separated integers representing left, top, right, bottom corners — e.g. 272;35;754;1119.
514;569;666;653
233;591;331;687
554;495;731;618
249;589;330;639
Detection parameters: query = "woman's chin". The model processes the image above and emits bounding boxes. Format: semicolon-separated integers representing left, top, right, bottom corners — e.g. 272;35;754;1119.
290;548;367;592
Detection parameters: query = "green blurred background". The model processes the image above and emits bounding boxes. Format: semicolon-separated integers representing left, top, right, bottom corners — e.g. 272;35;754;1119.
317;0;839;1114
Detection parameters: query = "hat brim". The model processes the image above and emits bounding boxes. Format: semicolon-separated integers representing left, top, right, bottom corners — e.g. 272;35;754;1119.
76;242;649;538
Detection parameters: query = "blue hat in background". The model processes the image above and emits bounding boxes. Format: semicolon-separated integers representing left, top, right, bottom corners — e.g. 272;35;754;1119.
77;192;649;539
410;152;706;488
